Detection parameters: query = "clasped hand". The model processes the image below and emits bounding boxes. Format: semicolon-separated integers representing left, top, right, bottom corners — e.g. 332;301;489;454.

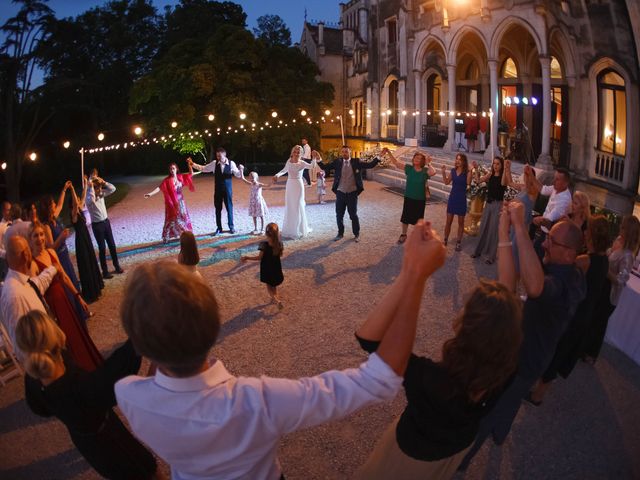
401;219;446;282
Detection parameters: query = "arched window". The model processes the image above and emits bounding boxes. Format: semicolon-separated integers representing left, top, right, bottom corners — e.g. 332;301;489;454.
550;56;562;79
598;69;626;156
388;80;399;125
501;57;518;78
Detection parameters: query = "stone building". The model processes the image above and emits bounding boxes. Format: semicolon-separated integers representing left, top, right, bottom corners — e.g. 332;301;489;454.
301;0;640;215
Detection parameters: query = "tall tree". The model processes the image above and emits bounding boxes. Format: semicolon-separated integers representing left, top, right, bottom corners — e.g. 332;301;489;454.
0;0;55;201
253;14;292;47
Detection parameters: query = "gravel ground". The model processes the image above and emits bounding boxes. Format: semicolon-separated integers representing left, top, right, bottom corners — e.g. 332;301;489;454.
1;173;639;479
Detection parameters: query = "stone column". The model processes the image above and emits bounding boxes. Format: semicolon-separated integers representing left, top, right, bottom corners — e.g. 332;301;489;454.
484;59;498;161
445;64;456;152
366;87;373;137
399;79;406;140
414;69;422;142
537;56;553;171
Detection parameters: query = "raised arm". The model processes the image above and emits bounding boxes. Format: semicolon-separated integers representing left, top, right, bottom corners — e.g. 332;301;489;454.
356;220;446;375
472;161;492;184
54;181;72;218
497;202;517;292
382;148;404;170
230;161;243;178
426;157;437;177
510;201;544;297
441;165;451;185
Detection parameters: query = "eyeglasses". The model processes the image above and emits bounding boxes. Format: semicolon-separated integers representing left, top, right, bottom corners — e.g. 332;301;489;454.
547;234;573;250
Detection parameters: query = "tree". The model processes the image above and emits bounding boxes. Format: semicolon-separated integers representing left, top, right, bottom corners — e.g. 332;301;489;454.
0;0;55;201
253;14;291;47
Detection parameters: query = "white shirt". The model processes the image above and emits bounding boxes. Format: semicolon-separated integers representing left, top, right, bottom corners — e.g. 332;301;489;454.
540;185;572;223
116;353;401;480
86;182;116;223
0;266;57;349
0;219;11;258
196;158;242;177
301;144;311;160
3;219;31;252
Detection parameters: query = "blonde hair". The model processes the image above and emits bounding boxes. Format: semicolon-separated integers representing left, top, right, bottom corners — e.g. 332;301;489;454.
572;191;591;219
121;261;220;377
249;171;259;182
290;145;302;158
15;311;66;380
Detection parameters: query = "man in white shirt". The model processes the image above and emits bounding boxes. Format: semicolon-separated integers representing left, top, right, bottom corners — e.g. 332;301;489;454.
301;137;313;185
531;167;572;258
86;176;123;279
116;221;446;480
189;147;243;235
0;236;57;350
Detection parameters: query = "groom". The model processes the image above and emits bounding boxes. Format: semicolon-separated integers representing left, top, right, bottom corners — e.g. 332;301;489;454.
189;148;243;235
316;145;380;242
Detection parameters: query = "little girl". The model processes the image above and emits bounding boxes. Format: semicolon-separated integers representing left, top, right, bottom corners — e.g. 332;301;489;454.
178;231;202;278
241;222;284;309
317;170;327;204
241;171;269;234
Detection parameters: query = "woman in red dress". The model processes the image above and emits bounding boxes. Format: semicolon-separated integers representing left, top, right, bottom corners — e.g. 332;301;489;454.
28;222;103;372
144;161;195;243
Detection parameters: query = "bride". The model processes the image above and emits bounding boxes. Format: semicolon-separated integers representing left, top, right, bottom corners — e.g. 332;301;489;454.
273;145;313;239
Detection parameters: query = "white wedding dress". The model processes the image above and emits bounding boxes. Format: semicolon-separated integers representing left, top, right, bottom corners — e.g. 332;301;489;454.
275;160;312;239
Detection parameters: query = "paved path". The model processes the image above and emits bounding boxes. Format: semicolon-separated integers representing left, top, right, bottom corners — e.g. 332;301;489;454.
1;173;639;479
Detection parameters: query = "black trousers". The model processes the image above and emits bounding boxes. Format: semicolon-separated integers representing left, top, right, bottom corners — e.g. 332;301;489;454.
336;190;360;236
302;169;311;185
91;218;120;274
214;188;234;230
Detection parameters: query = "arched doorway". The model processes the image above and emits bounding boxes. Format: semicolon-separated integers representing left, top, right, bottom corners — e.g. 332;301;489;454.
426;73;442;125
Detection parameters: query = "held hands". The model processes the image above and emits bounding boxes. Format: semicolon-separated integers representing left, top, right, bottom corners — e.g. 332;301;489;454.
401;220;446;283
272;176;278;184
471;160;479;170
505;159;512;171
64;180;73;191
60;228;71;241
506;201;526;228
499;201;512;238
144;194;151;199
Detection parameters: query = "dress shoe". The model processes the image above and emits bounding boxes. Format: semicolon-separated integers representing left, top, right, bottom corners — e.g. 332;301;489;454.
213;229;223;236
114;268;125;274
333;234;343;241
103;272;114;279
229;229;236;234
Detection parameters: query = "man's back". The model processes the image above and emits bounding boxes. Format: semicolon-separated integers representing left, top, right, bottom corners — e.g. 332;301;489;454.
116;355;400;480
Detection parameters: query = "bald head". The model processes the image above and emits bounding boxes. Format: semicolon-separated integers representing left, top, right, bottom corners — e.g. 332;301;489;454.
6;236;32;273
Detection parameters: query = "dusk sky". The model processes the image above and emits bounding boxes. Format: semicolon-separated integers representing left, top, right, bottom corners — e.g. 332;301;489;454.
0;0;340;42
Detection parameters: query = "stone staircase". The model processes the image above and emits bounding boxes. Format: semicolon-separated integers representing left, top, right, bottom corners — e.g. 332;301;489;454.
369;147;524;202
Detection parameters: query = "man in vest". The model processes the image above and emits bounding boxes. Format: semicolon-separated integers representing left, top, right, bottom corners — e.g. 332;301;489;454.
189;148;243;235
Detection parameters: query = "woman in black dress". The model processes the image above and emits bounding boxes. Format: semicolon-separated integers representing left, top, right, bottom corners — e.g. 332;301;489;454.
355;280;522;479
16;310;159;479
241;222;284;309
69;178;104;303
528;215;610;404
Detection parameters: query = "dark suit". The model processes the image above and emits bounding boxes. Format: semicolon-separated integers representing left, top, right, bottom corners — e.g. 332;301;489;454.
214;162;235;231
317;157;380;236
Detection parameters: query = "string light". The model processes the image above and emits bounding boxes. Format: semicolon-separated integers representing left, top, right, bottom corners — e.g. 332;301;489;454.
63;141;70;149
134;126;142;136
171;121;178;128
29;152;37;161
97;133;105;141
239;113;247;120
271;111;278;118
300;110;307;116
208;114;214;121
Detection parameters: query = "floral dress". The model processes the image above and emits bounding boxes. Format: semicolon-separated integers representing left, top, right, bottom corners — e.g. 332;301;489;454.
248;183;268;217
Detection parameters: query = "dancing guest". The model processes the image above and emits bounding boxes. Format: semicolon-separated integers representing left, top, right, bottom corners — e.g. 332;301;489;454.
441;154;472;252
115;221;444;480
28;222;103;372
144;162;195;243
301;137;313;186
273;145;313;239
68;179;104;303
189;148;243;235
240;171;269;234
3;204;30;249
16;311;159;480
530;167;572;258
582;214;640;363
86;175;124;279
315;146;381;242
528;215;610;404
459;203;585;469
241;222;285;309
355;279;522;479
38;183;80;289
471;157;506;264
178;231;202;278
565;191;591;233
382;148;436;244
0;236;57;348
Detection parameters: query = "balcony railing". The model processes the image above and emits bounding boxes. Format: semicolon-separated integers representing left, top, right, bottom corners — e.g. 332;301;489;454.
593;148;625;184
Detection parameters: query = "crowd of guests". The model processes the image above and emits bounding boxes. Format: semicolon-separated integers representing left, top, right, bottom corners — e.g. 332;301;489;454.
1;151;639;479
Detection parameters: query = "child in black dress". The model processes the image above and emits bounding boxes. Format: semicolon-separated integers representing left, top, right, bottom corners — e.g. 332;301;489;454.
241;222;284;308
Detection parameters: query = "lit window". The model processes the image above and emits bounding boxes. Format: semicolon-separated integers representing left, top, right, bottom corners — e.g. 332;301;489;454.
597;69;626;156
550;57;562;79
501;58;518;78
